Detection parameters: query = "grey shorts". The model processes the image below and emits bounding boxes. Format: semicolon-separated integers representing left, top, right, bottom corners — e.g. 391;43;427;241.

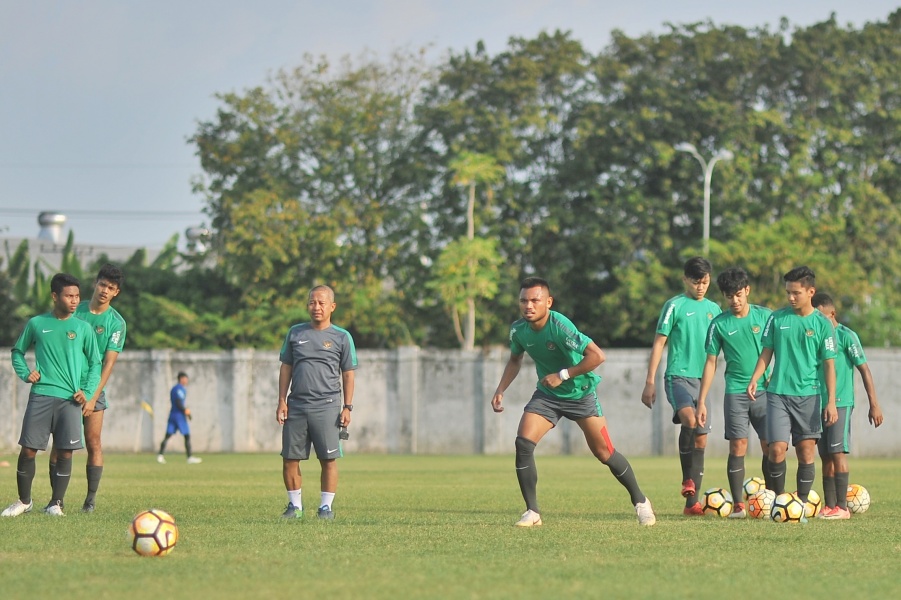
18;393;84;451
766;393;821;446
724;391;767;441
665;376;712;434
93;390;108;412
524;389;602;426
281;399;342;461
818;406;852;455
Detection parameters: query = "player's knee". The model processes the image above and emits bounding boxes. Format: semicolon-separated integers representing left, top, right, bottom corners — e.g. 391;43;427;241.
515;436;536;457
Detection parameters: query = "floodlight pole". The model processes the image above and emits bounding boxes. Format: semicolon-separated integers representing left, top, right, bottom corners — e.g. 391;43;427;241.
675;143;733;255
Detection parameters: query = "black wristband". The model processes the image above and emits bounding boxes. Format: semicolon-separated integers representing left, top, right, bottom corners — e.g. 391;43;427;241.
343;404;353;411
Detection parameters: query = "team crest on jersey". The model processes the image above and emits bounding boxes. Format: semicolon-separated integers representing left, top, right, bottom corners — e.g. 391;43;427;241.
95;326;105;335
67;331;76;340
707;313;714;320
752;326;761;333
323;341;333;348
546;342;556;351
805;329;815;337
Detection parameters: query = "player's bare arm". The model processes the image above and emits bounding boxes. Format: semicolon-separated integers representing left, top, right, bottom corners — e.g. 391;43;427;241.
340;369;355;427
747;347;772;399
697;354;718;428
641;334;667;408
822;358;838;426
276;363;292;425
541;341;604;389
491;352;524;413
855;363;883;427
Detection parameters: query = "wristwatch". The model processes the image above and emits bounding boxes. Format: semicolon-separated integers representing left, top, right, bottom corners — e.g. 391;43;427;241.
343;404;353;411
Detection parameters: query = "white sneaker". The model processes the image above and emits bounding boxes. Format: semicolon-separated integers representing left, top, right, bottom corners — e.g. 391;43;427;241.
186;456;203;464
514;509;542;527
635;497;657;526
1;499;33;517
45;501;65;517
156;454;166;464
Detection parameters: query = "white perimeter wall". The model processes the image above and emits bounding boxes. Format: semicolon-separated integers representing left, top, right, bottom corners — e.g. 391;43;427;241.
2;347;899;457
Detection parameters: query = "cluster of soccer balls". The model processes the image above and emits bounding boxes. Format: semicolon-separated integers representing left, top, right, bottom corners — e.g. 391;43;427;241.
128;509;179;556
699;477;871;522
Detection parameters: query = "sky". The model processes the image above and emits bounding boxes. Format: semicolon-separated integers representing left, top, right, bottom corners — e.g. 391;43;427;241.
1;1;897;250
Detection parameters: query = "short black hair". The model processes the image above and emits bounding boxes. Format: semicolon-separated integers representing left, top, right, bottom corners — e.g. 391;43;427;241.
716;267;750;296
96;263;124;288
684;257;712;280
812;292;834;309
784;266;816;288
50;273;80;295
177;372;188;380
520;277;550;294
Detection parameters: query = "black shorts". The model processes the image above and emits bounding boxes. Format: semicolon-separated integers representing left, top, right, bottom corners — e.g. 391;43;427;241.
524;389;602;426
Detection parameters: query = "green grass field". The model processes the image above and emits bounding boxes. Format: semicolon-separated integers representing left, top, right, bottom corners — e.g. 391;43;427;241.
1;453;899;599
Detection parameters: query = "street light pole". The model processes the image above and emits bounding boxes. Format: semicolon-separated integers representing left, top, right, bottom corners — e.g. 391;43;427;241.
674;142;734;255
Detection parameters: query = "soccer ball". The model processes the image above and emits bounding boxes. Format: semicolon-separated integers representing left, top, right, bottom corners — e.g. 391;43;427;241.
743;476;766;500
702;487;734;517
847;484;871;514
800;489;822;518
128;509;179;556
748;489;776;519
771;492;806;523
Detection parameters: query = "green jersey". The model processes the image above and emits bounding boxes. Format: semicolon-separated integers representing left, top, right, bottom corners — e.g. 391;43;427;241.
509;310;600;401
818;324;866;409
76;301;126;393
11;312;102;401
705;304;773;394
762;307;836;396
656;294;722;378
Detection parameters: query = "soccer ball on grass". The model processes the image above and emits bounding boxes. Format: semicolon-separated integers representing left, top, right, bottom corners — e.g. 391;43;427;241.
847;484;871;514
129;509;179;556
771;492;806;523
800;489;822;518
748;489;776;519
742;476;766;500
702;487;734;517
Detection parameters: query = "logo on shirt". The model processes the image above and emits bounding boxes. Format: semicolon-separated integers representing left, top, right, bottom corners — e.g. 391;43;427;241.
95;326;105;335
546;342;556;351
805;329;815;337
686;312;696;316
323;341;333;348
752;326;761;334
707;313;714;320
111;331;121;345
67;331;76;340
825;338;836;352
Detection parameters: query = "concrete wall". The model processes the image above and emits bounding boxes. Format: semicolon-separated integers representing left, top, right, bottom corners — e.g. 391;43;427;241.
2;347;899;457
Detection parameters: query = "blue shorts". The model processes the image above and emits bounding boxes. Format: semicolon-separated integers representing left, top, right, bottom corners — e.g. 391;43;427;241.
166;412;190;436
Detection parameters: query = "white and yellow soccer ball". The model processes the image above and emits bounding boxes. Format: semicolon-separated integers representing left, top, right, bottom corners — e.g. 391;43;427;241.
702;487;734;517
801;489;822;518
742;476;766;500
129;509;179;556
748;489;776;519
847;484;871;514
771;492;806;523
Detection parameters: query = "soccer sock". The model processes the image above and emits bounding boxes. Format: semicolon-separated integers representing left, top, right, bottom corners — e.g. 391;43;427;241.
769;459;787;495
678;427;694;482
16;454;36;505
835;472;850;510
184;435;193;457
796;462;815;502
727;454;745;503
287;489;302;509
158;434;171;455
686;447;704;507
49;461;58;496
84;465;103;505
514;436;540;513
604;450;645;505
320;492;335;509
51;456;72;506
822;475;837;508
